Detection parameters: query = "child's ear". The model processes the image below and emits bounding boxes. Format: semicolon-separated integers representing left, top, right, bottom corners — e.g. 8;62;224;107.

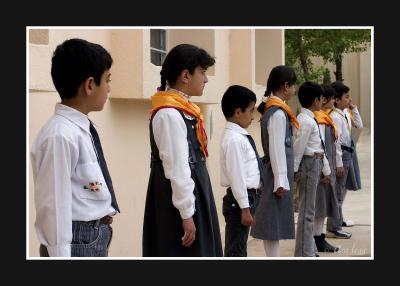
179;69;190;84
284;82;290;92
84;77;95;96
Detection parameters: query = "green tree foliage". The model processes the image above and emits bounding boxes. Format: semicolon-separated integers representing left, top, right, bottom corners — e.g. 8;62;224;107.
285;29;371;83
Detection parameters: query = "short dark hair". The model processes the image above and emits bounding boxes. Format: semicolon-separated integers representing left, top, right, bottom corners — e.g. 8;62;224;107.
321;84;336;100
331;81;350;100
51;38;113;100
298;81;323;108
221;85;256;118
159;44;215;91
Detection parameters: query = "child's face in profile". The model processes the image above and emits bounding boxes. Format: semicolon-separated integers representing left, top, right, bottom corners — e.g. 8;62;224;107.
323;97;335;109
236;101;256;129
335;92;350;110
187;66;209;97
284;83;296;101
314;95;323;111
90;69;112;112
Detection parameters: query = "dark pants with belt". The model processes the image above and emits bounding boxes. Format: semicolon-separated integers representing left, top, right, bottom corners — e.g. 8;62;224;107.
40;216;113;257
223;188;260;257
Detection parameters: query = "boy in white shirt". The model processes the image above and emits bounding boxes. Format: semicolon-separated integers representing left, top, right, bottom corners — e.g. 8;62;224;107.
30;38;119;257
294;81;331;257
220;85;261;257
327;81;363;238
313;85;340;252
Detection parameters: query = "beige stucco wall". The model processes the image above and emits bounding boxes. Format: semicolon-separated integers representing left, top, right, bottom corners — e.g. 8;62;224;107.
28;28;371;257
359;47;371;128
109;29;144;99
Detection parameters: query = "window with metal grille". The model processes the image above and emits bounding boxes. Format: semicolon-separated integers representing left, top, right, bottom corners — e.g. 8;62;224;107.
150;29;167;66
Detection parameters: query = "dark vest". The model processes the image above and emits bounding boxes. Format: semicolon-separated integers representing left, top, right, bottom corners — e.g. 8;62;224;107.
143;109;222;257
251;106;295;240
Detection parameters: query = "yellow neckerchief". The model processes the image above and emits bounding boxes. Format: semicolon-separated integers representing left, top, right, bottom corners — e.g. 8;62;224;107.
264;97;300;129
150;90;208;157
333;107;350;135
314;110;338;140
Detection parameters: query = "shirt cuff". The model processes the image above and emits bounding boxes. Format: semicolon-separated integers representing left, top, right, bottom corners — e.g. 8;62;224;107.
322;167;331;176
179;205;195;220
47;244;71;257
274;173;290;192
237;197;250;209
322;160;331;176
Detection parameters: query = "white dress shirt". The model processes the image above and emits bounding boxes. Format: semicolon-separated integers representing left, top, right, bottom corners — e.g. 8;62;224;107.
267;95;291;192
293;108;331;176
152;92;196;220
30;104;116;257
330;107;363;167
220;122;261;208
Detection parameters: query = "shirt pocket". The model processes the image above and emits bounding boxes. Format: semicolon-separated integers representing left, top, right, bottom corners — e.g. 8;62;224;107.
75;162;109;201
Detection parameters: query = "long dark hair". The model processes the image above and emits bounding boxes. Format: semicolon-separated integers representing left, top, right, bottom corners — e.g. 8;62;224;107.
257;65;297;114
159;44;215;91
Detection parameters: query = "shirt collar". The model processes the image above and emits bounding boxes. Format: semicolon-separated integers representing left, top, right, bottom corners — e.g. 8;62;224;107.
54;103;91;133
333;107;348;117
270;94;286;103
300;107;315;118
167;88;191;101
225;121;249;135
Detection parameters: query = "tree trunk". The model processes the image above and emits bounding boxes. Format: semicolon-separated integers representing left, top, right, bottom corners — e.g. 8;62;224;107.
335;54;343;82
296;31;309;79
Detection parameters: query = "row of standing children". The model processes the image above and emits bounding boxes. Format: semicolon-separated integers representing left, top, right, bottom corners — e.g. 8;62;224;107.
31;39;362;257
220;66;362;257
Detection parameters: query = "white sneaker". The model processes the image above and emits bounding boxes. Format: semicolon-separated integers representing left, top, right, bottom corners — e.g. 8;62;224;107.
342;219;355;227
326;230;352;239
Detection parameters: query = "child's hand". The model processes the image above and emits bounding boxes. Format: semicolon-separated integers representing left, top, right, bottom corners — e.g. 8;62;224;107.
274;187;287;199
182;217;196;247
349;99;356;110
241;208;253;226
320;174;331;184
336;167;344;177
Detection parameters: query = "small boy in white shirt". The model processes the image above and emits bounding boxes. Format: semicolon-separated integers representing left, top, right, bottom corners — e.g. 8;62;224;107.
294;81;331;257
220;85;261;257
327;81;363;238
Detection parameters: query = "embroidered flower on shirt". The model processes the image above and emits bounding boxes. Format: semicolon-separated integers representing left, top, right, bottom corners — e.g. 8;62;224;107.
83;181;102;192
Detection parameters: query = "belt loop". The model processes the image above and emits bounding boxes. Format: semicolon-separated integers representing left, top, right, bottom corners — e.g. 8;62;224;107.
94;219;100;229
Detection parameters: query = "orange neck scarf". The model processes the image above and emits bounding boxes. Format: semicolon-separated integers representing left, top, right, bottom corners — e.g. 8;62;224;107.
150;90;208;157
264;97;299;129
314;110;338;140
